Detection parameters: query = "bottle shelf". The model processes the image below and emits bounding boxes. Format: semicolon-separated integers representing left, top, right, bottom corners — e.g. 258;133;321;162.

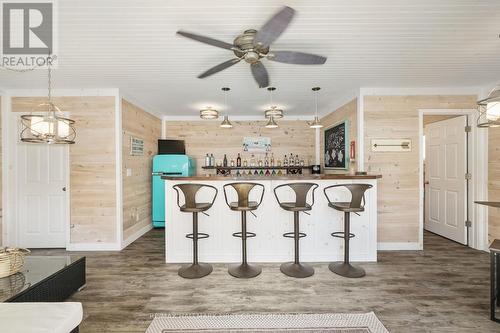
202;165;311;176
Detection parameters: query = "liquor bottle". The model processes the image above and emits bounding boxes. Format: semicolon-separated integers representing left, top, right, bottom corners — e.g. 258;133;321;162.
289;153;294;165
277;159;282;167
264;153;269;167
283;155;288;167
210;153;215;166
205;154;210;167
270;153;275;167
223;154;228;167
237;153;242;167
250;154;256;167
243;159;248;167
300;159;305;167
230;159;235;167
258;157;263;167
295;154;299;166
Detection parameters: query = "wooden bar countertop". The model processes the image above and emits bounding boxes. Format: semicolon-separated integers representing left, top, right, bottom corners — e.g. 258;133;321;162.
162;174;382;181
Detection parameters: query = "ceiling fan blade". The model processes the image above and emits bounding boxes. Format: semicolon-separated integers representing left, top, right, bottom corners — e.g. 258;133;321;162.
254;6;295;48
250;62;269;88
267;51;327;65
177;31;235;50
198;58;241;78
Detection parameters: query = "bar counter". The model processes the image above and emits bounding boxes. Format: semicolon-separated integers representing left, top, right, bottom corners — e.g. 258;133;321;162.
163;174;380;264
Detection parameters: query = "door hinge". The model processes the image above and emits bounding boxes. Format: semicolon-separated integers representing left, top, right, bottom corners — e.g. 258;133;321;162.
465;125;472;133
465;173;472;180
465;220;472;228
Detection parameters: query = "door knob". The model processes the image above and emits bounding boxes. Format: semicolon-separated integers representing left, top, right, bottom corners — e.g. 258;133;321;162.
424;181;429;185
62;187;67;192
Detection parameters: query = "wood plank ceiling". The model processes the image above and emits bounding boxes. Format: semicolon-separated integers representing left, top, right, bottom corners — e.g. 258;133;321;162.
0;0;499;117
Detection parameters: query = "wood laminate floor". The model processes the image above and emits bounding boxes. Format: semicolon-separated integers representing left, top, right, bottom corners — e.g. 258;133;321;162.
32;230;498;333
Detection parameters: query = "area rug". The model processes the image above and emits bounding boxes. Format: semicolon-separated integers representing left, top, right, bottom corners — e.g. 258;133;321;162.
146;312;389;333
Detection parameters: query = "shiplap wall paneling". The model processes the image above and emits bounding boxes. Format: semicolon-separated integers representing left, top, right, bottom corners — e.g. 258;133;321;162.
489;128;500;241
320;99;357;174
363;95;477;244
122;99;161;240
12;96;118;244
164;120;315;175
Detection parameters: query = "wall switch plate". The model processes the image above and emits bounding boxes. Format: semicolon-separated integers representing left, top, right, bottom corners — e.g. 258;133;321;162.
126;168;132;177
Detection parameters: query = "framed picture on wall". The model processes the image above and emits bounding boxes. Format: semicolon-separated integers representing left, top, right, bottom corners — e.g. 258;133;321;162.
324;120;349;170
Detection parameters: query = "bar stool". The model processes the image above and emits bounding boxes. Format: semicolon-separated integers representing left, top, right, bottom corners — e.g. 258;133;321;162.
274;183;318;278
324;184;372;278
173;183;218;279
223;182;265;278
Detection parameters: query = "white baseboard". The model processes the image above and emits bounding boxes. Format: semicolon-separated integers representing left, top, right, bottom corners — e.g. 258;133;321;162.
67;242;121;251
377;242;422;251
122;223;153;249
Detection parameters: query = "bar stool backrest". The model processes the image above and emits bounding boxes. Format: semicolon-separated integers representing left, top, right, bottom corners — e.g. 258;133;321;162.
173;183;218;209
324;184;372;209
223;182;265;208
274;183;318;207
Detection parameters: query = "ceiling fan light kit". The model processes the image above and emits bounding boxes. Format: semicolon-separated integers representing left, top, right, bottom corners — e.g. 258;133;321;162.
477;86;500;128
200;107;219;119
264;106;284;119
177;6;327;88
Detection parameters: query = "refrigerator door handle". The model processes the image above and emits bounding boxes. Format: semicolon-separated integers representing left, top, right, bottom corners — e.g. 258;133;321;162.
152;172;183;176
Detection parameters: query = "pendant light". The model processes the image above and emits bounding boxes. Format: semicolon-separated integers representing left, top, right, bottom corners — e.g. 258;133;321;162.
20;56;76;144
308;87;323;129
264;87;281;128
477;86;500;128
220;87;233;128
200;106;219;119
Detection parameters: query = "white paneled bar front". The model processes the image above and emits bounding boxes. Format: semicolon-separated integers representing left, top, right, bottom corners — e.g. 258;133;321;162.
164;176;379;263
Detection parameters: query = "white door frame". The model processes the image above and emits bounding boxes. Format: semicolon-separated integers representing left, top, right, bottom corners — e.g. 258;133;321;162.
418;109;489;251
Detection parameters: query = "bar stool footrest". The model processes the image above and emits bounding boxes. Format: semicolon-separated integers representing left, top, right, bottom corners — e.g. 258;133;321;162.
232;231;256;238
283;232;307;239
331;231;355;239
186;233;209;240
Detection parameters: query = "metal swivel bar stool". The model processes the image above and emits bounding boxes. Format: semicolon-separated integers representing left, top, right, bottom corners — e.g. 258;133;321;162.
173;183;218;279
274;183;318;278
324;184;372;278
223;182;265;278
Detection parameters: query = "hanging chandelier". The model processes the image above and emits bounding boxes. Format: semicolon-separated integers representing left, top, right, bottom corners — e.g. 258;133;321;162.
308;87;323;129
20;57;76;144
264;87;282;128
220;87;233;128
477;86;500;128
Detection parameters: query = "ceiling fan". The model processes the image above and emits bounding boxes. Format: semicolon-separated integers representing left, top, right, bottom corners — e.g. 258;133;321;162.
176;6;327;88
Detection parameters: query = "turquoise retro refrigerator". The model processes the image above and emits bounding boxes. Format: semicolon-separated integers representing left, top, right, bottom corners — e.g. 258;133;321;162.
152;154;195;228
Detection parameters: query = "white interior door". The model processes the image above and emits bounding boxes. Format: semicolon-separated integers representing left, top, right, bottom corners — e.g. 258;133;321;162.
424;116;467;244
17;142;69;248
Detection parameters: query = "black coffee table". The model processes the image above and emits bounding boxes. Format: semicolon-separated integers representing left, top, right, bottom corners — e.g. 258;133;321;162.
0;256;86;303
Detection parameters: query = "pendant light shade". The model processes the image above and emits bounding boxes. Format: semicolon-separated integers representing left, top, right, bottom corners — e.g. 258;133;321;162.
308;87;323;129
477;87;500;128
20;56;76;144
220;87;233;128
265;116;278;128
220;115;233;128
200;107;219;119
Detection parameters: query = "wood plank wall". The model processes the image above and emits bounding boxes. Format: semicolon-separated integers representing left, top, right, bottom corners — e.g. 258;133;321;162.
320;99;357;173
489;129;500;242
363;95;477;244
122;100;161;240
164;120;315;175
12;96;117;244
0;96;2;245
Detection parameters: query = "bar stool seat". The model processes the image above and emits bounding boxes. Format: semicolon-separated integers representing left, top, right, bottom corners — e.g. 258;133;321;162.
229;201;260;211
328;202;364;213
180;203;213;213
173;183;218;279
274;182;318;278
223;182;265;279
279;202;312;212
